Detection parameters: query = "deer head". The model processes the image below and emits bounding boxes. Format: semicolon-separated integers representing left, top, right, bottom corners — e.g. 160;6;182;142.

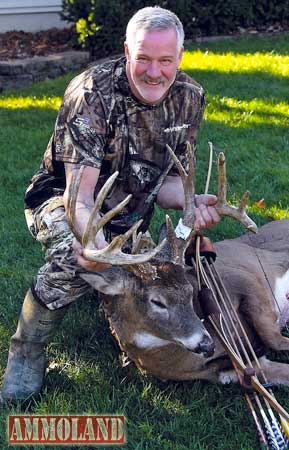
66;143;257;360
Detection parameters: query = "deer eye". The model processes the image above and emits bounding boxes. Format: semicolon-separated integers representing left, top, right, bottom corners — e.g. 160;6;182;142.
150;299;167;309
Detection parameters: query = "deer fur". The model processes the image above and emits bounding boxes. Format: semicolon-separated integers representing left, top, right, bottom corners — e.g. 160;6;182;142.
80;219;289;386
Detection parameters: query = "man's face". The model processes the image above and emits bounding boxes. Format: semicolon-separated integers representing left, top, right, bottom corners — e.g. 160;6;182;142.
125;28;183;105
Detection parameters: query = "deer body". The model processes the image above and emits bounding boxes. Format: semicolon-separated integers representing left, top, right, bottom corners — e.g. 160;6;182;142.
215;219;289;333
81;219;289;385
68;146;289;386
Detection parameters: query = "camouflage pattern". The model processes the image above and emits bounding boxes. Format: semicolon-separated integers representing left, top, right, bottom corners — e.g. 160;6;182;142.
24;56;205;309
25;57;205;233
25;198;92;310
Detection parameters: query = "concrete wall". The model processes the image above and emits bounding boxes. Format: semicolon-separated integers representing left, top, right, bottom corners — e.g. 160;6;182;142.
0;0;68;32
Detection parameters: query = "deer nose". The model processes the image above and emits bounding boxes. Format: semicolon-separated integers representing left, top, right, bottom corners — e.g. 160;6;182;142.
195;334;215;357
175;330;215;356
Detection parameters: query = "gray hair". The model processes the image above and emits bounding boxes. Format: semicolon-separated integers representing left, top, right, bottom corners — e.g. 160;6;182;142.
126;6;184;52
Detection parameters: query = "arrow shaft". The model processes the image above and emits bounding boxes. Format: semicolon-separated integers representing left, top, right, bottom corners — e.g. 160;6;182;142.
208;314;289;422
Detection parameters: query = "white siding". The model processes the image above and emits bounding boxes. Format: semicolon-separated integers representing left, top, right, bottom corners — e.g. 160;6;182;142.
0;0;68;32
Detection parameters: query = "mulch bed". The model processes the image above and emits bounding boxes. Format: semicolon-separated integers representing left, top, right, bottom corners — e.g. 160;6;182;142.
0;27;78;60
0;23;287;61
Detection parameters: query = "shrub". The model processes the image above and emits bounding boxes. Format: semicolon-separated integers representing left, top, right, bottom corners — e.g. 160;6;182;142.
62;0;152;57
61;0;289;58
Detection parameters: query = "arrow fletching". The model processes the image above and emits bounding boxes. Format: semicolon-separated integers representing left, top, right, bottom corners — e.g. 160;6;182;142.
281;419;289;441
264;417;289;450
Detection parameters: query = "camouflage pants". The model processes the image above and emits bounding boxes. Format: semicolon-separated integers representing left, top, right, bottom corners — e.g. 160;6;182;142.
25;196;94;310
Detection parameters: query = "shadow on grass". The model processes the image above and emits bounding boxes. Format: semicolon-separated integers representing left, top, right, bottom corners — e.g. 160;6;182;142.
0;297;261;450
0;36;288;450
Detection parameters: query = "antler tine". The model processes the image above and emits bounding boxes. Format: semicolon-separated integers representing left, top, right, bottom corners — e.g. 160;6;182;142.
165;215;179;260
66;165;86;242
239;191;250;211
185;141;196;226
164;143;198;265
83;219;167;265
215;152;258;233
166;143;187;178
131;230;143;255
132;230;158;255
83;194;132;248
82;171;129;248
106;219;144;251
166;214;196;265
166;142;196;227
216;152;227;206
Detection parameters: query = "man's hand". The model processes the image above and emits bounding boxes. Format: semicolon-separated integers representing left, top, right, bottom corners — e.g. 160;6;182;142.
73;229;111;272
194;194;220;231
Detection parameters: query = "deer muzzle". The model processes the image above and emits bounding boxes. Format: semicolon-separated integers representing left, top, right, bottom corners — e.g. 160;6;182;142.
175;330;215;357
195;333;215;357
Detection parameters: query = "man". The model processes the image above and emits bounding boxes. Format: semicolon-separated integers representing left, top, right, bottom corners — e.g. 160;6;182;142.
1;6;220;401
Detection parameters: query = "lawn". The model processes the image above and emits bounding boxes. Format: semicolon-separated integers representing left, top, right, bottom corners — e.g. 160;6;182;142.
0;32;289;450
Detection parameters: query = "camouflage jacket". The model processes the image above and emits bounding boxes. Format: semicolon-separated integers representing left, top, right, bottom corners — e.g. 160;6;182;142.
25;57;205;233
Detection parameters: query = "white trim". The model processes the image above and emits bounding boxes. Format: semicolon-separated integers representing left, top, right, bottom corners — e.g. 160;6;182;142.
0;8;62;14
0;0;61;4
0;1;62;15
0;1;66;32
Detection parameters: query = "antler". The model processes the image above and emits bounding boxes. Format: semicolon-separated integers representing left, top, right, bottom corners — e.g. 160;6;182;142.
215;152;257;233
165;142;257;265
166;142;196;228
165;143;198;264
67;169;166;266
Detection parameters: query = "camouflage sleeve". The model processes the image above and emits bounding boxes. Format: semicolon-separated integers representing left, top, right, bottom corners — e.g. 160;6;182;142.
53;73;109;169
169;86;205;176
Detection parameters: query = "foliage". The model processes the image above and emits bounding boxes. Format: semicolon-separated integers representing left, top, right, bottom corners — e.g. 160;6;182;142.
61;0;289;57
61;0;149;57
0;32;289;449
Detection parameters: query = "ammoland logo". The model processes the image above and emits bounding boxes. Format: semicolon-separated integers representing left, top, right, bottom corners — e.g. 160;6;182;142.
8;415;125;445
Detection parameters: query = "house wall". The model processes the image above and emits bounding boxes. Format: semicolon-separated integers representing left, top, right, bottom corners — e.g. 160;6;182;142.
0;0;68;32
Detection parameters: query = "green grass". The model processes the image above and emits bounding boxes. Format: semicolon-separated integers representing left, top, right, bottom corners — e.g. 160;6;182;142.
1;32;289;450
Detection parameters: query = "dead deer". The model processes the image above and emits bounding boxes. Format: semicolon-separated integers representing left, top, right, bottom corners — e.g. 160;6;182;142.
67;145;289;386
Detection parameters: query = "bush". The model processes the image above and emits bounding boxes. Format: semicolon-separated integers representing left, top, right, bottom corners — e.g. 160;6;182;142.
61;0;152;57
61;0;289;58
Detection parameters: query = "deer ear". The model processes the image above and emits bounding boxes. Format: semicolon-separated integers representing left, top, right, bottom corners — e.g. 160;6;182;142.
79;268;125;296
